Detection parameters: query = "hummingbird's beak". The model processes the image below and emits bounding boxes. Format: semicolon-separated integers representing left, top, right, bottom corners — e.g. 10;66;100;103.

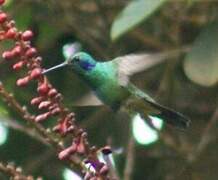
42;62;68;74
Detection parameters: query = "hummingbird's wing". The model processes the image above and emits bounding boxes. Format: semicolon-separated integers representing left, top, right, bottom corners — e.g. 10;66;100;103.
72;91;104;106
113;53;165;87
114;47;189;78
115;53;164;77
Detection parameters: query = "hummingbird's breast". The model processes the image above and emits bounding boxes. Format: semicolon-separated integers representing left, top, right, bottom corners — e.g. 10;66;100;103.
81;62;131;110
96;79;130;110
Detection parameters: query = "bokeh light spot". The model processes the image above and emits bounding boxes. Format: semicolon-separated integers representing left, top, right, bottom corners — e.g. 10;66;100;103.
63;168;82;180
149;115;164;129
132;114;163;145
0;122;8;146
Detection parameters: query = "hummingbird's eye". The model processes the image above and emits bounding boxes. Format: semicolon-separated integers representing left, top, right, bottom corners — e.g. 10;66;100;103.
74;56;80;62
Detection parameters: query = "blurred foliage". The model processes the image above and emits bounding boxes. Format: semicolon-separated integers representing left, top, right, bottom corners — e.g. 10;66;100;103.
111;0;168;40
0;0;218;179
184;22;218;87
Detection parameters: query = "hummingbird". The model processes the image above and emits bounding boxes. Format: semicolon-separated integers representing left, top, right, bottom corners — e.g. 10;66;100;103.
43;51;190;129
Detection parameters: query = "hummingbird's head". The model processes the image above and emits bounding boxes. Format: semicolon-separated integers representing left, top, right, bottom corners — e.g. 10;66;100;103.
67;52;96;72
42;52;97;75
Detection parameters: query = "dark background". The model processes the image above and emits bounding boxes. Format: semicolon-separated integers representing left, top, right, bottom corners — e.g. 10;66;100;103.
0;0;218;179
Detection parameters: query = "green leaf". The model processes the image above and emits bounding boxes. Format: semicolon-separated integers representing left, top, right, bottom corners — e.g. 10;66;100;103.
184;22;218;87
110;0;167;41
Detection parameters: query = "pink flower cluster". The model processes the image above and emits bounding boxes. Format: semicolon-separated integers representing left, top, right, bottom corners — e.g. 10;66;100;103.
0;1;112;179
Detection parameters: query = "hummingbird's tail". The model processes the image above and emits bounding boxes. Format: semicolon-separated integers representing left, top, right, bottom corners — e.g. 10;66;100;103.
144;99;190;129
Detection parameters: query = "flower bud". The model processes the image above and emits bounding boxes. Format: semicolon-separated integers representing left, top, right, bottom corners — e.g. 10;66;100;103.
35;112;51;122
30;68;42;79
21;30;33;41
5;28;17;39
12;45;22;56
37;82;49;95
100;165;109;175
16;76;30;87
58;145;77;160
0;12;7;23
50;107;61;115
25;48;37;58
13;61;25;71
0;0;5;5
38;101;51;109
31;97;44;105
48;88;58;97
2;50;15;59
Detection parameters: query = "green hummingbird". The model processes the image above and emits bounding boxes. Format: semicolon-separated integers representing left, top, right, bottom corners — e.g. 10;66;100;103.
43;51;190;129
